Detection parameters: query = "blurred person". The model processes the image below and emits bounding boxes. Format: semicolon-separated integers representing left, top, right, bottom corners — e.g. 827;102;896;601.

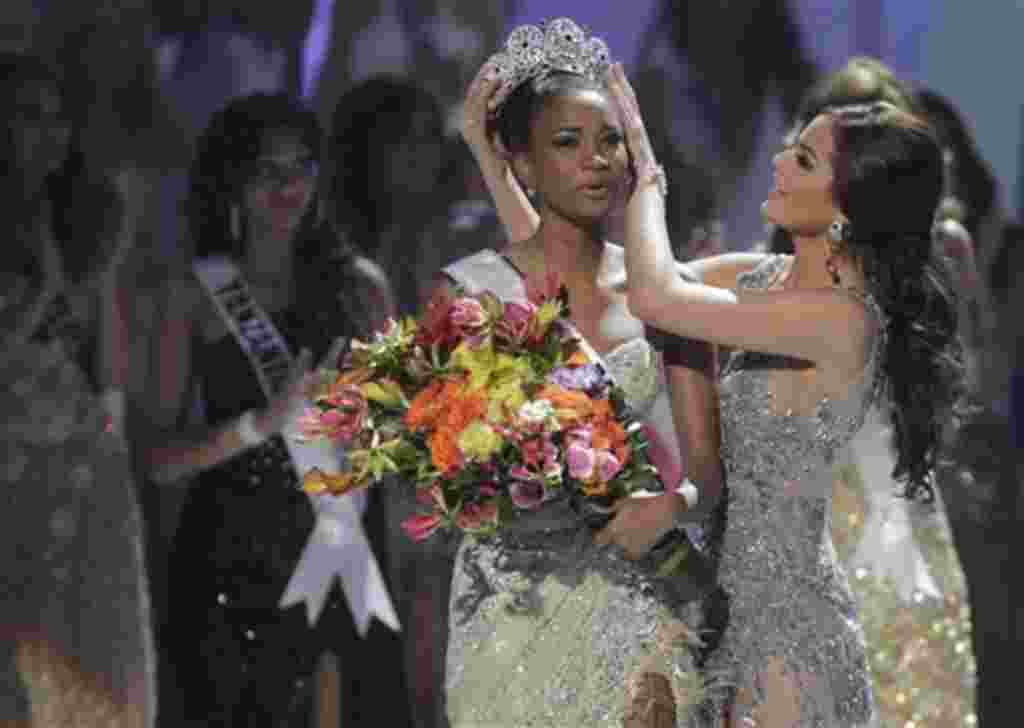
0;51;153;728
325;75;448;316
143;92;412;727
632;0;817;252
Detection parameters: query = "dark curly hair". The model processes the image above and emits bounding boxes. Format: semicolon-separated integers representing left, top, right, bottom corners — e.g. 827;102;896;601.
185;92;322;261
828;102;964;500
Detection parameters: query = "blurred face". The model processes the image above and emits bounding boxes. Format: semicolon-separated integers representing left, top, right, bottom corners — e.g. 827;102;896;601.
762;114;842;236
241;129;317;244
514;88;629;228
378;108;444;198
9;78;71;183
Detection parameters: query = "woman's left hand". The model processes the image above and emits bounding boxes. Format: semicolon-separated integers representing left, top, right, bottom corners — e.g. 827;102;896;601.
605;63;657;181
594;492;679;560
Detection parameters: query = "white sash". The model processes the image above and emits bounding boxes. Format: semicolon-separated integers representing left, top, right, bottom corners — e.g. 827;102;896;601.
193;256;399;634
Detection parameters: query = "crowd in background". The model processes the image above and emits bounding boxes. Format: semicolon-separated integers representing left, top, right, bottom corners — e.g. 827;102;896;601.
1;1;1022;727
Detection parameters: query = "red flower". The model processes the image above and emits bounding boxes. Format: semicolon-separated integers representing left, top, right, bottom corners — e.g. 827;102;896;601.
454;501;499;532
401;513;443;542
415;290;458;348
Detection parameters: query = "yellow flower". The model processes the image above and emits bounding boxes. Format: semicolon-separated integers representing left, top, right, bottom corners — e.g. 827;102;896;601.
456;420;504;462
302;467;361;496
451;340;497;391
360;379;406;408
534;299;563;337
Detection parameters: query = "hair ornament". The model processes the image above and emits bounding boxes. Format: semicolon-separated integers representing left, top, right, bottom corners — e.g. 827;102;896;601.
486;17;612;112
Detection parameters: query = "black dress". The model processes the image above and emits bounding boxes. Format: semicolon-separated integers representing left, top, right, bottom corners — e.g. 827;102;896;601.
165;278;413;727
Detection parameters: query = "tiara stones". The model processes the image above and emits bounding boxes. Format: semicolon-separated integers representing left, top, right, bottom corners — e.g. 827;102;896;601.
486;18;613;111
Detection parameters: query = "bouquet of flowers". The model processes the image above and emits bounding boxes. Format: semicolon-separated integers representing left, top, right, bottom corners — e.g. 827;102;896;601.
295;276;663;542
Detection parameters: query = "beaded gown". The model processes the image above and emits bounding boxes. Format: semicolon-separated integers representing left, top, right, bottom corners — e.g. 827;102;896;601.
694;256;879;727
441;249;704;727
0;284;154;727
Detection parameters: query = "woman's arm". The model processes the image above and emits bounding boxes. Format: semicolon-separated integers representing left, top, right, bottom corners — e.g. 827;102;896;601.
460;63;539;244
140;277;314;485
610;65;869;369
664;351;724;519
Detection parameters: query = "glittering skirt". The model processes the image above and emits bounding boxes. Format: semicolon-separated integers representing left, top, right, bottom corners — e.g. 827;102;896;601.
692;477;877;727
445;507;702;727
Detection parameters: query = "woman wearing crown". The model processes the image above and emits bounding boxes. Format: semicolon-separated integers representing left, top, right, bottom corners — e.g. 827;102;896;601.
417;18;725;727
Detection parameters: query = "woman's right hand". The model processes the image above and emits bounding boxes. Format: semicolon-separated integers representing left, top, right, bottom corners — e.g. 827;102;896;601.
459;61;506;163
252;348;315;438
253;337;349;438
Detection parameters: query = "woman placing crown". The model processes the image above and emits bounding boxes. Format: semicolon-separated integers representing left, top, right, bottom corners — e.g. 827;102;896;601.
422;18;724;727
607;67;962;725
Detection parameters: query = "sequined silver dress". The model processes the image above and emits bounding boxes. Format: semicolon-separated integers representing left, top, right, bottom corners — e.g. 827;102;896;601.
695;256;880;727
441;250;701;727
0;284;154;727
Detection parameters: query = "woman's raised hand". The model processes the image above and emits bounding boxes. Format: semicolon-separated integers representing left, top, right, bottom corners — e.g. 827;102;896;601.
605;63;657;182
459;61;507;163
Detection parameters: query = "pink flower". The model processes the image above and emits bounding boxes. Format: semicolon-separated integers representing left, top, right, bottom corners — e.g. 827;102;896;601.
596;450;623;482
520;438;545;467
454;501;499;531
296;399;366;443
477;483;498;498
449;297;489;338
318;386;369;441
566;426;592;448
401;513;443;542
495;300;537;344
510;465;540;482
566;442;596;481
510;480;545;510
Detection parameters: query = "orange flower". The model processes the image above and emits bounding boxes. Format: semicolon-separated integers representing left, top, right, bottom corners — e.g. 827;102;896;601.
428;428;464;473
589;400;629;463
405;379;456;430
566;348;591;367
535;384;593;424
427;389;489;472
335;367;374;388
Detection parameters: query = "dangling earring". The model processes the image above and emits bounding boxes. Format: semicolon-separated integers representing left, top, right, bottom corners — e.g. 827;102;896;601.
826;219;847;286
230;204;242;242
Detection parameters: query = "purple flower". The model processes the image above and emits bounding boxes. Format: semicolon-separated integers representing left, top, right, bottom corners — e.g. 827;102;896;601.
566;442;596;481
547;364;607;394
510;480;545;509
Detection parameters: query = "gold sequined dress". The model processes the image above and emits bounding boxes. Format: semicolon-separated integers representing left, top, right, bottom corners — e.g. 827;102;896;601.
694;256;880;726
441;250;703;727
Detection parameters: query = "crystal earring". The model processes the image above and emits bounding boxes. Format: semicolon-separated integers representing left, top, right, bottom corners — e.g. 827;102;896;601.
827;219;848;245
826;218;848;286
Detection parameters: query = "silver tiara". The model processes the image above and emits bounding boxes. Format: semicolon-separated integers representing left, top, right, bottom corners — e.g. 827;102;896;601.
486;18;612;111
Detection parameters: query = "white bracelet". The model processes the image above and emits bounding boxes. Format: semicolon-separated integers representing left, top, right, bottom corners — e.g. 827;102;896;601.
675;479;699;510
237;410;268;448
